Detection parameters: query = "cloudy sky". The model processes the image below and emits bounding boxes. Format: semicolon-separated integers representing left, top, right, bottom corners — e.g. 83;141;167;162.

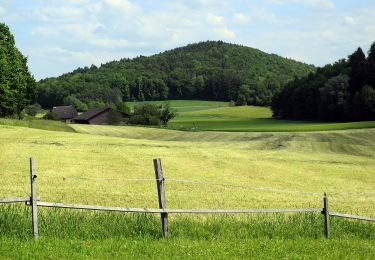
1;0;374;80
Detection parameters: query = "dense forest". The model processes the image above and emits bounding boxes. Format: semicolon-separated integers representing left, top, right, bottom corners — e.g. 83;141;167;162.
271;42;375;121
37;41;314;111
0;23;36;118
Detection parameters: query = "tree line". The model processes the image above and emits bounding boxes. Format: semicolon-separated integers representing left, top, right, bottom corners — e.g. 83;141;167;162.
271;42;375;121
37;41;314;111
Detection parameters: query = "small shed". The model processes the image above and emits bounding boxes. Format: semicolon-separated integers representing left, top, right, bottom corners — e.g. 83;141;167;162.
73;107;129;125
52;106;78;123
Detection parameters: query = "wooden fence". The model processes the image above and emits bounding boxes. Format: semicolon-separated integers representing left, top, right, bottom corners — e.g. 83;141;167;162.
1;157;374;240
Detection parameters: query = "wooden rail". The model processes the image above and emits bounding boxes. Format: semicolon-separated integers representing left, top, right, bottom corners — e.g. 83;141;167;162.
0;197;30;203
25;201;323;214
330;212;375;222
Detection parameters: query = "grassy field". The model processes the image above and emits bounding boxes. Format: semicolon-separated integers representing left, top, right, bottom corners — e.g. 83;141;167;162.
126;100;375;131
1;102;375;258
127;99;229;112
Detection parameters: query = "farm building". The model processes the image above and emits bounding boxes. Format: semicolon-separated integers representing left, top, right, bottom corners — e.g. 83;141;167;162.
52;106;78;123
73;107;129;125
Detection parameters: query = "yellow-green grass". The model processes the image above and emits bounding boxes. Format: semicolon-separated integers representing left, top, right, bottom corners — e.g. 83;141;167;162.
169;105;375;131
1;124;375;216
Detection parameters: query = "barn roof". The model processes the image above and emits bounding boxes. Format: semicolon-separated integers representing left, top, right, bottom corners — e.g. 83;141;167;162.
73;107;111;121
52;106;78;120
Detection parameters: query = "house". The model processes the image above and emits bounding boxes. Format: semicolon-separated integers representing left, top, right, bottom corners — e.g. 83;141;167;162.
52;106;78;123
73;107;130;125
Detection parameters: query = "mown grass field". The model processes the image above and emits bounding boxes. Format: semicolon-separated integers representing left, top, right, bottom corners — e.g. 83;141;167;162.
128;100;375;131
1;102;375;258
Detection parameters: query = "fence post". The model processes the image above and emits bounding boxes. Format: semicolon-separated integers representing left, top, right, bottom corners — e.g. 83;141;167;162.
323;192;330;238
153;158;168;238
30;157;39;240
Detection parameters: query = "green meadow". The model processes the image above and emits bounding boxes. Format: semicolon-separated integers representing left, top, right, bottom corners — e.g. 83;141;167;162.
0;101;375;258
129;100;375;131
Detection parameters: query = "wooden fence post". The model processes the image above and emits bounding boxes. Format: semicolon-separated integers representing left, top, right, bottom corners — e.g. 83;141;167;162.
153;158;169;238
323;192;330;238
30;158;39;240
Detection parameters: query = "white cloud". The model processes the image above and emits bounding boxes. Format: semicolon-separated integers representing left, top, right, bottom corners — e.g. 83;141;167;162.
344;16;356;25
0;6;5;16
207;13;224;25
34;6;85;22
234;13;250;23
270;0;335;9
213;27;236;39
104;0;142;14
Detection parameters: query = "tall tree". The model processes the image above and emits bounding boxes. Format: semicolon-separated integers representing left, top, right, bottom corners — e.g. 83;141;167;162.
0;23;36;118
348;47;366;95
366;41;375;87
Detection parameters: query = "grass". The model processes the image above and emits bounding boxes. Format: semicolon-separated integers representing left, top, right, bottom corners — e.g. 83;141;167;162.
127;99;229;112
0;205;374;258
1;100;375;258
0;118;75;132
168;105;375;131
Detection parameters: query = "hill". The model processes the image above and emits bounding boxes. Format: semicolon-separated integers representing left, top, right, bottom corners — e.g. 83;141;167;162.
37;41;315;110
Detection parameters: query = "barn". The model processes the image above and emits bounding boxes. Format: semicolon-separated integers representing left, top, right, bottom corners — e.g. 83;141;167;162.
52;106;78;123
73;107;129;125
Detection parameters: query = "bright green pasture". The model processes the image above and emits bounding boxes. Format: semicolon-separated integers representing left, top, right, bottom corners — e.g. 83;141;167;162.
1;124;375;216
127;99;229;112
169;105;375;131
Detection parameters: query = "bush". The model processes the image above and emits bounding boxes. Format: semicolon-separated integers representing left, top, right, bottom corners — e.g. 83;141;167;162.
159;102;176;126
116;102;130;114
24;103;42;116
129;103;158;125
43;111;59;120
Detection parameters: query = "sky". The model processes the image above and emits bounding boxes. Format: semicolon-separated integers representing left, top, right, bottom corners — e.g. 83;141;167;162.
1;0;374;80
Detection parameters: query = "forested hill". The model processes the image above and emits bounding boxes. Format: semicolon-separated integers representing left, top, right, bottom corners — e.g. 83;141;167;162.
37;41;314;110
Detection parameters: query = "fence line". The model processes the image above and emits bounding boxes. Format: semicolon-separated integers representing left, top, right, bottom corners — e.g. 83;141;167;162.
1;157;374;240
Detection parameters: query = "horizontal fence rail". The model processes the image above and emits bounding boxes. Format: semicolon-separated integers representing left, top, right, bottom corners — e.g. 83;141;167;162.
0;197;30;203
25;201;323;214
1;157;374;240
330;212;375;222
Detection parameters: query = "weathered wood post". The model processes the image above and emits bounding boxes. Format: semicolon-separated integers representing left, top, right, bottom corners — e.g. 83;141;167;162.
30;157;39;240
323;192;330;238
153;158;169;238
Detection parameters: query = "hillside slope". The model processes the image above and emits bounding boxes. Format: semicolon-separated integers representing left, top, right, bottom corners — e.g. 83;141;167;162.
37;41;314;109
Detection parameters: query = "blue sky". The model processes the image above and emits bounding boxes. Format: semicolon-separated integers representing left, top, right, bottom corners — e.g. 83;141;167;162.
1;0;374;80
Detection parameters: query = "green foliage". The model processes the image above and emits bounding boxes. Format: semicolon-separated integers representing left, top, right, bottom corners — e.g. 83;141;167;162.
37;41;314;108
130;102;176;126
272;42;375;121
63;95;88;112
319;74;350;120
43;111;59;120
0;23;36;118
130;103;161;125
159;102;177;125
23;103;42;116
115;102;130;114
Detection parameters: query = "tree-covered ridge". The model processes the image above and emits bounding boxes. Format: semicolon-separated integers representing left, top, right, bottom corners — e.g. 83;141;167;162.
37;41;314;110
0;23;36;118
271;42;375;121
